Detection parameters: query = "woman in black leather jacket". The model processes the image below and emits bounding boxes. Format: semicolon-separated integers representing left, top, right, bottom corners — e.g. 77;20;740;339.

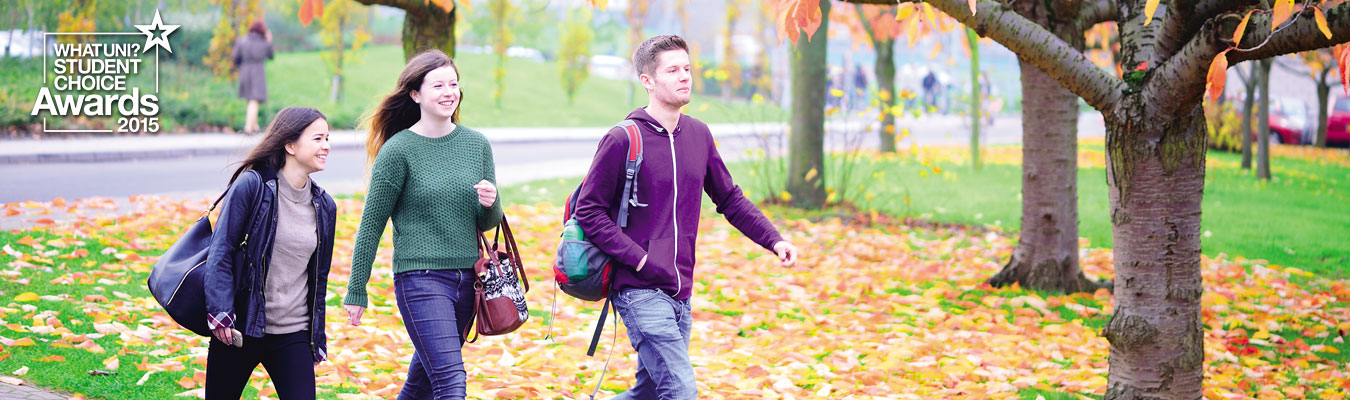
201;106;338;400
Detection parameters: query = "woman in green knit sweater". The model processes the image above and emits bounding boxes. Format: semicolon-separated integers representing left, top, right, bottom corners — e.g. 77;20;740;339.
343;50;502;400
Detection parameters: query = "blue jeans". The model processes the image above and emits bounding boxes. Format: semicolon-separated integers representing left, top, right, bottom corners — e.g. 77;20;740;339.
611;288;697;400
394;268;476;400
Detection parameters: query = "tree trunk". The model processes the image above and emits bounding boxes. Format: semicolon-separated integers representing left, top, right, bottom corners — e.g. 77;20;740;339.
1240;64;1256;167
390;1;456;61
875;38;897;153
786;0;829;209
988;3;1096;293
1101;104;1206;400
1257;58;1272;180
1316;81;1330;148
990;59;1098;292
967;27;981;170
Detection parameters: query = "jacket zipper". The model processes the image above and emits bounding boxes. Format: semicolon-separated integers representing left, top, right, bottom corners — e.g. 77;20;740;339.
259;181;278;332
309;198;321;359
666;125;681;296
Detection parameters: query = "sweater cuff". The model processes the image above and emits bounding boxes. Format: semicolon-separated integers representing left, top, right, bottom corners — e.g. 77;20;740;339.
343;290;368;308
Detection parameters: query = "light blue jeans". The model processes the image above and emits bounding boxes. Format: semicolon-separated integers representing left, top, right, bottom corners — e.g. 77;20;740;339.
611;288;697;400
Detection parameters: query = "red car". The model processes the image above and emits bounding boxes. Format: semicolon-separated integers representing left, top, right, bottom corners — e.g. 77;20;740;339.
1323;97;1350;146
1268;98;1311;145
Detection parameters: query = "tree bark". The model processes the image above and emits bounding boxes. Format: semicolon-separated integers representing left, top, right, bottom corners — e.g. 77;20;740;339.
1240;63;1256;169
988;0;1099;293
875;38;897;153
1100;104;1207;400
354;0;457;61
1257;58;1272;180
787;0;830;209
1316;80;1330;148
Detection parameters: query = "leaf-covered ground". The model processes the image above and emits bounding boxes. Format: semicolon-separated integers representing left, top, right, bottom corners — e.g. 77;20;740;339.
0;194;1347;399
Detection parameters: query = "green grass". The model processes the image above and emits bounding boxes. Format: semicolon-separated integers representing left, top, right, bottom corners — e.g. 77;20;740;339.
266;46;782;130
723;145;1350;278
3;45;781;132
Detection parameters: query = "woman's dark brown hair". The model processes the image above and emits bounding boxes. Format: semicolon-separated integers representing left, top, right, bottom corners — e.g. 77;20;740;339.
362;49;462;170
228;106;327;185
249;20;267;36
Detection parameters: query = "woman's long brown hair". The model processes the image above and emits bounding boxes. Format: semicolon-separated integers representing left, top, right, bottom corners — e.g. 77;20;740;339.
228;106;326;185
361;50;462;170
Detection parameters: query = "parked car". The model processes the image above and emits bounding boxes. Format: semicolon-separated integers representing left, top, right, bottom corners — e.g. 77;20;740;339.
1266;97;1311;145
1324;97;1350;146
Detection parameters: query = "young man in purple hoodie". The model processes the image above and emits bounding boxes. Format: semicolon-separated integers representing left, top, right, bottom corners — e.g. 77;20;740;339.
575;34;800;399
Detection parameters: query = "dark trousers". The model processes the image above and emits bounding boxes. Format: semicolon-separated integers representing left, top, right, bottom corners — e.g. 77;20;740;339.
205;330;315;400
394;268;477;400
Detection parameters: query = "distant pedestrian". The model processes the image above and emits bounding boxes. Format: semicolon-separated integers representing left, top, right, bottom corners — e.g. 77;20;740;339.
234;20;274;135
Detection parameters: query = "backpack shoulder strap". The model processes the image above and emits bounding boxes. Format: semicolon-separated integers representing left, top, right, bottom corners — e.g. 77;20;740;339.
615;119;644;228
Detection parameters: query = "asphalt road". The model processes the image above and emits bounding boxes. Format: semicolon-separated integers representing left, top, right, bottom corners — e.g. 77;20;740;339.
0;113;1105;204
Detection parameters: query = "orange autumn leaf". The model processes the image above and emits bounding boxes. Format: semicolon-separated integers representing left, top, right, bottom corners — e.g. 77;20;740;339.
3;208;19;216
297;0;316;27
33;218;55;225
35;355;65;362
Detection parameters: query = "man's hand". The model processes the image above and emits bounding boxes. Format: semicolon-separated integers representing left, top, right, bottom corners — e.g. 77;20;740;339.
774;241;798;268
345;304;366;327
473;180;497;207
212;326;233;345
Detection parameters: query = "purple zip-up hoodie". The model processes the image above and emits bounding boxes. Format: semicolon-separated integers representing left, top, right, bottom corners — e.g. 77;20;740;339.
575;108;784;300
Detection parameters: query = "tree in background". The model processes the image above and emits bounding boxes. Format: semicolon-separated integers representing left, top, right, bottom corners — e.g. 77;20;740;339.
486;0;516;108
1280;46;1341;147
719;0;747;102
205;0;262;79
849;4;902;153
559;7;594;105
784;0;1350;396
624;0;652;107
318;0;371;104
309;0;465;61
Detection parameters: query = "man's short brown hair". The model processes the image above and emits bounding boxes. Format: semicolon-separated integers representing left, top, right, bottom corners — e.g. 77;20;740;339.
632;35;690;78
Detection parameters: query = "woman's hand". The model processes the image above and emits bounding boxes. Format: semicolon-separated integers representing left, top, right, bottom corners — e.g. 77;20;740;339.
345;304;366;327
473;180;497;207
212;326;233;345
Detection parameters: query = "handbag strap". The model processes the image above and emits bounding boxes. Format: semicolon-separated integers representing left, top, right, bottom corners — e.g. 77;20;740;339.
497;217;529;293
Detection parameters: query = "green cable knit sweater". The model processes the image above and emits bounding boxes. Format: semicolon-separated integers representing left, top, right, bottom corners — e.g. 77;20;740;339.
344;126;503;307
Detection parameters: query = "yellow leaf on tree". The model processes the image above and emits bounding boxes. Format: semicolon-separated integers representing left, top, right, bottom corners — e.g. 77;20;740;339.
1315;7;1333;39
1272;0;1294;32
830;89;844;97
1143;0;1160;26
805;168;818;182
1232;9;1255;44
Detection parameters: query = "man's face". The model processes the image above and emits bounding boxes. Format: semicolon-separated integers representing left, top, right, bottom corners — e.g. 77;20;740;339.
642;49;692;108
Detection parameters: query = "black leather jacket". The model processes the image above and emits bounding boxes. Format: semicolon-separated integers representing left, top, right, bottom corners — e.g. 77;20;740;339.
202;166;336;362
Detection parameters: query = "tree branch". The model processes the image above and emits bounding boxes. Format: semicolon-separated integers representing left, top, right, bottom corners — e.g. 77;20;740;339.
1150;2;1350;118
841;0;1126;111
1077;0;1119;28
1230;2;1350;62
1159;0;1259;62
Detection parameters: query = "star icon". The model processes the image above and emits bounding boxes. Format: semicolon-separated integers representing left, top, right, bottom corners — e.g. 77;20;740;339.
136;10;179;54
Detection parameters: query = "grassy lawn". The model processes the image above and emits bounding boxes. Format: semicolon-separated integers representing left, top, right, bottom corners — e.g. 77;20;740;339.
502;141;1350;278
2;45;780;132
